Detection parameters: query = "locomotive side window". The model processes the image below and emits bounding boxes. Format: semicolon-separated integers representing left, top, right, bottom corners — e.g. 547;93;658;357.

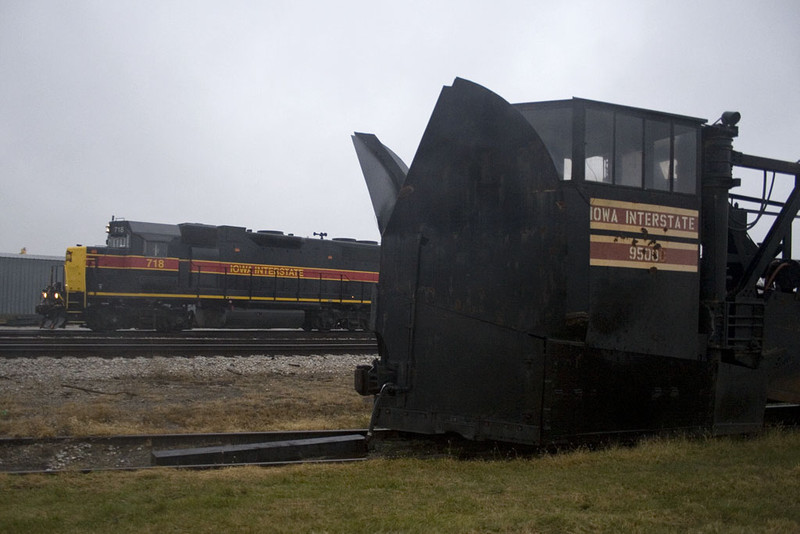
517;99;700;194
673;125;698;194
644;119;671;191
144;241;169;257
614;114;644;188
519;106;574;180
586;109;698;194
585;109;613;183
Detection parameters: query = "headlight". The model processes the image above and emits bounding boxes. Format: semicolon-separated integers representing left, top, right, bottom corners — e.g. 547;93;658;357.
53;292;61;300
41;291;48;299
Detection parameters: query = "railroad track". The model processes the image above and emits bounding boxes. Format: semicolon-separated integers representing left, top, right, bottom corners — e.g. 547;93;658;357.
0;429;392;474
4;413;797;474
0;428;559;474
0;328;374;339
0;329;377;357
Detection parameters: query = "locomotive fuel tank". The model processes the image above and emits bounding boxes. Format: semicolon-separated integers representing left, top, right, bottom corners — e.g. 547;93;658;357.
354;78;800;444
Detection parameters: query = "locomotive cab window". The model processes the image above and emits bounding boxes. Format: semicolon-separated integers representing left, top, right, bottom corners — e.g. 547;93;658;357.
644;119;671;191
614;114;643;187
673;124;698;194
518;99;702;194
586;108;698;193
517;104;574;180
585;109;613;183
106;222;130;249
107;235;130;249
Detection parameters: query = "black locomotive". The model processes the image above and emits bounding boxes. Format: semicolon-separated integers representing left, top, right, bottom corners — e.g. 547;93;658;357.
39;219;379;331
354;78;800;444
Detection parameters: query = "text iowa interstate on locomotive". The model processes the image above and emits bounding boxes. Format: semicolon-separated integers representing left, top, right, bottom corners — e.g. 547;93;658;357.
89;255;379;283
588;198;699;272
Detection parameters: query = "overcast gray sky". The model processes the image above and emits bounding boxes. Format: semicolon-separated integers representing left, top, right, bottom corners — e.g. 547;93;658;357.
1;0;799;256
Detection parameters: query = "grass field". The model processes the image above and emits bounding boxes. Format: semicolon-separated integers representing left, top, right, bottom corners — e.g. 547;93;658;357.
2;428;799;533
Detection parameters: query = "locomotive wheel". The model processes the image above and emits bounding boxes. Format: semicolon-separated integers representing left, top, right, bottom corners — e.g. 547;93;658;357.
152;307;191;332
315;315;331;331
153;315;174;333
304;310;335;331
86;306;120;332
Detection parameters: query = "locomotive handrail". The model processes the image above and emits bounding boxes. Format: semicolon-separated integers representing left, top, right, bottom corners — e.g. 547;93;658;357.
732;151;800;176
730;193;800;212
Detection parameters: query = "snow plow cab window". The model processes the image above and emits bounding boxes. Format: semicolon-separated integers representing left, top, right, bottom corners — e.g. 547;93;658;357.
517;99;701;195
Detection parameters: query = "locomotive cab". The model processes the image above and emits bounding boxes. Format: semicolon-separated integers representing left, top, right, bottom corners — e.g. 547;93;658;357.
517;98;704;362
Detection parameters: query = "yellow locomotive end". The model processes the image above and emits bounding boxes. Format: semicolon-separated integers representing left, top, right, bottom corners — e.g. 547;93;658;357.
64;246;87;310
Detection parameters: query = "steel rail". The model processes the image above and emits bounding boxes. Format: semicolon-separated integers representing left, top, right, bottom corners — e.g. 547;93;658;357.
0;329;377;356
0;338;377;357
0;325;374;338
0;429;389;474
0;328;375;339
3;415;796;474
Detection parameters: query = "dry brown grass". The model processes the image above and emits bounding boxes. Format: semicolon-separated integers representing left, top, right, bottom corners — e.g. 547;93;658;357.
0;369;373;437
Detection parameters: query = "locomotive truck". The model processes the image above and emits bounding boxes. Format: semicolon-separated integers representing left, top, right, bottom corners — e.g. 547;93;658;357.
39;219;379;331
354;78;800;445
